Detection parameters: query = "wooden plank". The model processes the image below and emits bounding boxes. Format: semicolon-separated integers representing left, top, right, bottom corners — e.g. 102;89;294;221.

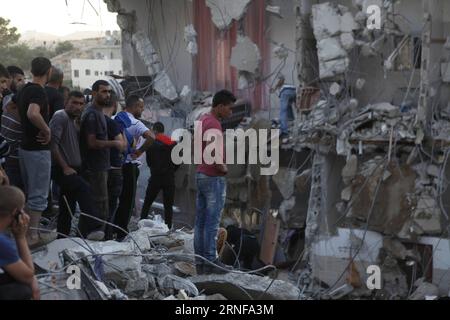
259;210;281;265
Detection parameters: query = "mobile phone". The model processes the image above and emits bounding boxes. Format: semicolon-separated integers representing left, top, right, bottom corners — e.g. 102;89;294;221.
15;210;23;223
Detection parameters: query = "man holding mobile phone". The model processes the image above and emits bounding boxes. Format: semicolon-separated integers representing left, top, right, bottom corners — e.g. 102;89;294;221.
0;186;40;300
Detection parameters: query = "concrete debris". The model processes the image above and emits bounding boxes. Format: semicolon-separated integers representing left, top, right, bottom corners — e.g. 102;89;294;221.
132;32;178;101
154;71;179;101
329;82;341;96
326;284;354;300
312;2;359;79
295;169;312;193
342;155;358;184
355;78;366;90
206;0;252;30
379;256;409;299
184;24;198;55
273;44;289;60
279;197;296;224
190;273;300;300
230;36;262;74
273;168;298;199
158;274;199;297
409;279;440;300
341;186;352;202
266;5;283;19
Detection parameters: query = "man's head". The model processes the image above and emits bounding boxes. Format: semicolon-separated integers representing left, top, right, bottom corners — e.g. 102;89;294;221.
31;57;52;82
65;91;85;119
125;95;145;119
212;90;236;119
7;66;25;92
0;186;26;229
59;86;71;105
103;92;119;117
153;122;165;134
92;80;112;107
0;64;11;93
48;66;64;88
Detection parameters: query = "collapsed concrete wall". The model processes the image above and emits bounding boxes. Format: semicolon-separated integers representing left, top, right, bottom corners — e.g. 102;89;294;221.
292;0;450;299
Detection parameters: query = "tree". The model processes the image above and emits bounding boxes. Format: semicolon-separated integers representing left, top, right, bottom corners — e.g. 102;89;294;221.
55;41;75;56
0;17;20;47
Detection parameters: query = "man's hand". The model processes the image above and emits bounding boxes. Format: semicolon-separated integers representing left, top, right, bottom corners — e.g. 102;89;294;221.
113;140;123;151
11;211;30;239
0;169;9;186
36;128;51;145
31;277;41;300
218;164;228;175
131;149;143;160
63;166;77;176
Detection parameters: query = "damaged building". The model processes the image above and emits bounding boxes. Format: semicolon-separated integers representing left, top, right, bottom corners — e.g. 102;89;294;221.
32;0;450;300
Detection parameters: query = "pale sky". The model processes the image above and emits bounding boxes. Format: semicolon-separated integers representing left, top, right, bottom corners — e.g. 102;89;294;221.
0;0;119;37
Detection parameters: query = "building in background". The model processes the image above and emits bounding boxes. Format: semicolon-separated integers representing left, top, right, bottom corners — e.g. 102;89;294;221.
71;58;123;89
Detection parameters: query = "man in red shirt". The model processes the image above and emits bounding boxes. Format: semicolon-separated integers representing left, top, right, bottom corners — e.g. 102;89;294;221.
195;90;235;275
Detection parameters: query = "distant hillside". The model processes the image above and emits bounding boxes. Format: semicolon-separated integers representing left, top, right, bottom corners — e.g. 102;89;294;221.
20;30;111;46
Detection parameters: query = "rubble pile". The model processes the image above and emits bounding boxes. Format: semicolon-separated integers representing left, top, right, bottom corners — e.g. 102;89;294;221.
33;216;298;301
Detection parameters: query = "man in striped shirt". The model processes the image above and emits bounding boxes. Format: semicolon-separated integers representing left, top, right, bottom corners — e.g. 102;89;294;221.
1;96;24;190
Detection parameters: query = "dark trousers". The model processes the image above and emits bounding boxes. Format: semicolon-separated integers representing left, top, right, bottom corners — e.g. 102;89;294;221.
141;173;175;229
106;168;123;240
53;167;101;238
113;163;139;240
82;170;109;234
4;158;24;191
0;273;32;300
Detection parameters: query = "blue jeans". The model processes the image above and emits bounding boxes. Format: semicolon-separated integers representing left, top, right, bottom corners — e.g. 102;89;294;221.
280;88;296;135
19;149;51;212
194;173;227;264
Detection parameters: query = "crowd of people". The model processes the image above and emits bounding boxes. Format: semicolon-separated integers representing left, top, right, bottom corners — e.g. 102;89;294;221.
0;56;237;299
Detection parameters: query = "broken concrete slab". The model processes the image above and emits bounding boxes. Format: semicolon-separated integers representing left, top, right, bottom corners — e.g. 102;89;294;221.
342;155;358;184
319;58;350;79
206;0;252;30
190;273;300;300
230;36;261;74
272;168;298;199
312;3;342;40
159;274;199;297
341;186;352;202
317;37;347;62
279;197;296;224
33;238;85;272
154;71;179;101
184;24;198;55
409;279;440;300
266;5;283;19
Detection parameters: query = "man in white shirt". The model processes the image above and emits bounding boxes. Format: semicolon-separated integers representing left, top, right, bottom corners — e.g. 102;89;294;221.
112;95;155;240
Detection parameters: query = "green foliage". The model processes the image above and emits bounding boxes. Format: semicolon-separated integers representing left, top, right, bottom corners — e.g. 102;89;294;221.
0;17;58;71
0;17;20;47
55;41;75;56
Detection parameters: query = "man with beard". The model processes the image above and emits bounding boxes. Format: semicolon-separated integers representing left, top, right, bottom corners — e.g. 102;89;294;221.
1;66;25;190
80;80;123;240
50;91;102;239
2;66;25;112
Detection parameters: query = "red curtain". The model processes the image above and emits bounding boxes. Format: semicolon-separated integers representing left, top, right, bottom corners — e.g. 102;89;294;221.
193;0;269;110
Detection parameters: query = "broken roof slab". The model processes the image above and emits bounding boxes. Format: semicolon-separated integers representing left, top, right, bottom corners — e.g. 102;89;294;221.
206;0;252;30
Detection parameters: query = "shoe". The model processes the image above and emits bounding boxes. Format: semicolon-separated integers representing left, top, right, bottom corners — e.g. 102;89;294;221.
87;230;105;241
204;260;233;275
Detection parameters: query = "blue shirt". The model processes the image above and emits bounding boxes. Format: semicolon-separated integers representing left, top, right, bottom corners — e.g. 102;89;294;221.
0;233;19;270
